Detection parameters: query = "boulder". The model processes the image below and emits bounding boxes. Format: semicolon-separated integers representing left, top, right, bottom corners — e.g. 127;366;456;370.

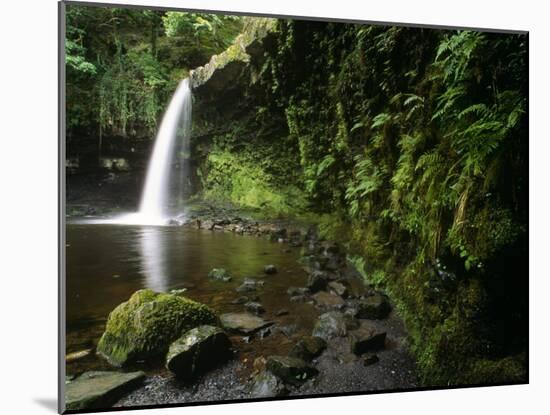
65;371;145;411
312;311;348;340
97;289;218;366
250;370;288;398
349;328;387;355
166;325;232;380
290;336;327;361
208;268;232;282
355;293;391;319
220;312;273;335
266;356;319;386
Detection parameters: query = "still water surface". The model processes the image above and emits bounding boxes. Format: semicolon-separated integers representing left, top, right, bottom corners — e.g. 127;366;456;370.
66;223;323;376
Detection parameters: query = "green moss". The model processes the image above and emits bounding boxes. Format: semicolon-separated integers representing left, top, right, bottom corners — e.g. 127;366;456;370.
97;289;219;366
202;149;306;216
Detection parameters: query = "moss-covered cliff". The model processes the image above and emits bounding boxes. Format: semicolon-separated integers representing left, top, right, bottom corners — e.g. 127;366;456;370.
190;20;528;385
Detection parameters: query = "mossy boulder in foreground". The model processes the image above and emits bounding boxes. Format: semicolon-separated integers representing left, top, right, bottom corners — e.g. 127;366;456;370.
97;289;219;366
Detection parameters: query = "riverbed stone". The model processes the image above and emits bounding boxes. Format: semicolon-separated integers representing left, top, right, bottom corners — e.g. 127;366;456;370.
266;356;319;386
208;268;232;282
312;311;348;340
166;325;232;380
236;278;264;292
328;281;348;298
287;286;309;296
245;301;265;315
355;293;392;319
220;312;273;335
290;336;327;361
250;370;288;397
264;265;277;274
307;271;328;293
65;371;145;411
97;289;218;366
313;291;345;309
349;328;387;355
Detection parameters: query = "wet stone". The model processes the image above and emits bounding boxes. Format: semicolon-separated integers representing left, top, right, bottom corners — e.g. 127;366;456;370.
312;311;348;340
245;301;265;315
220;312;274;335
208;268;232;282
65;371;145;411
264;265;278;275
266;355;319;386
290;336;327;361
250;370;288;398
349;328;387;355
166;325;232;380
313;291;345;309
355;293;392;319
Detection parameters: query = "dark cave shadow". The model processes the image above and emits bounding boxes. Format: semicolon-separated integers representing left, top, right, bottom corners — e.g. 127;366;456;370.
34;398;58;413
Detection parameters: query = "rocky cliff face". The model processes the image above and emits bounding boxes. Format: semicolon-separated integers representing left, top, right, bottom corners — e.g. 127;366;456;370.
186;19;528;386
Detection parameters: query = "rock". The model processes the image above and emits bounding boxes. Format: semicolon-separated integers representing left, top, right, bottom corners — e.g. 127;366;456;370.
166;325;232;380
312;291;345;309
275;309;289;317
355;293;391;319
220;312;274;335
250;370;288;398
264;265;277;275
364;353;380;366
97;289;218;366
328;281;348;298
266;356;318;386
290;336;327;361
208;268;232;282
290;295;307;302
231;296;250;305
245;301;265;315
312;311;348;340
66;348;92;363
287;286;309;296
201;220;214;230
307;271;328;293
236;278;264;292
349;328;387;355
65;371;145;411
278;324;298;337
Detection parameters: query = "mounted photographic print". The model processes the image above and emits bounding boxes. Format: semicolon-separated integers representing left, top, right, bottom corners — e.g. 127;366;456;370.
59;1;528;412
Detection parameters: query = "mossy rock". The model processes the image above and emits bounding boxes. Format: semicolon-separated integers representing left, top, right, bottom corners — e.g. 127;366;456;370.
97;289;219;366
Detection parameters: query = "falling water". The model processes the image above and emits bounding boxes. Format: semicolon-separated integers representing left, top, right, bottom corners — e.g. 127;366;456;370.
139;78;192;223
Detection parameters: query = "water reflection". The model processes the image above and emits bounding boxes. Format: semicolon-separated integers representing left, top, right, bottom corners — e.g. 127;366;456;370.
138;227;168;292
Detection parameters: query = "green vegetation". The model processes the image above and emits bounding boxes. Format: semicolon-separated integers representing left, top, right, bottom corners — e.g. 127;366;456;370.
68;6;527;386
66;4;242;153
192;21;527;385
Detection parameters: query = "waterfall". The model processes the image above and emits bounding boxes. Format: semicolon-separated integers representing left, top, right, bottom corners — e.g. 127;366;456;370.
111;78;192;226
139;78;192;223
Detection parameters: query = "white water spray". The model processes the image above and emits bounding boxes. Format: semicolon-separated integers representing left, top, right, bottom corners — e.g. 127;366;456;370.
139;78;192;222
110;78;192;226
